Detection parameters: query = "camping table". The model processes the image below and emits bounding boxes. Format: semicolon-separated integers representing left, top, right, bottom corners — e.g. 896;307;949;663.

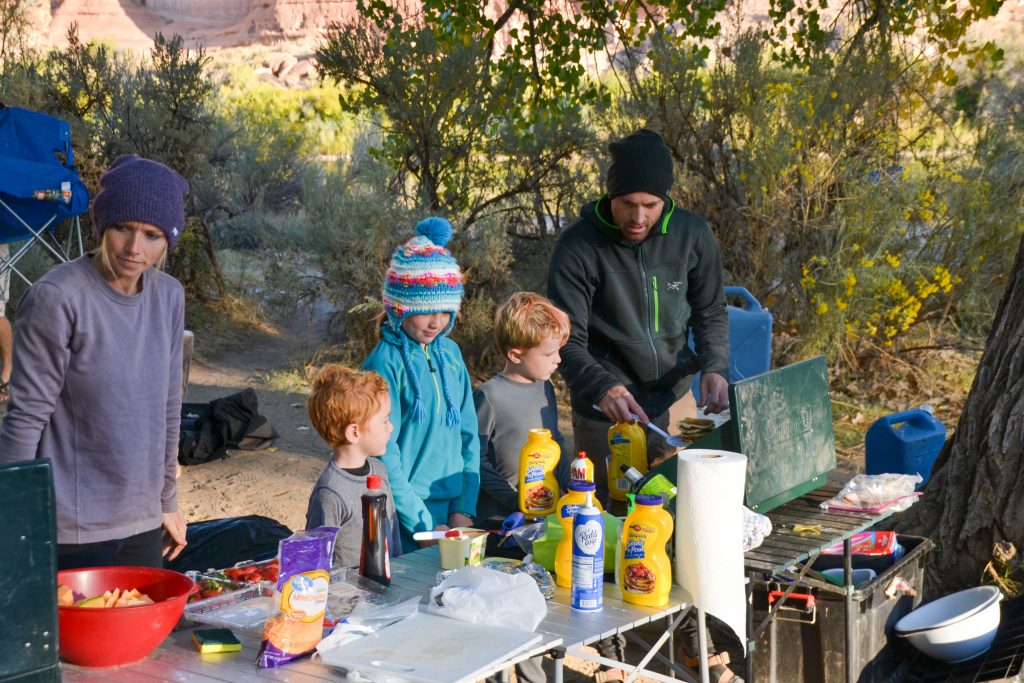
391;546;699;683
743;482;899;683
60;559;559;682
61;546;698;682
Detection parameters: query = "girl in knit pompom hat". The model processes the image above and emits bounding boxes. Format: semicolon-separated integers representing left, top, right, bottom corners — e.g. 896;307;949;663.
362;217;480;553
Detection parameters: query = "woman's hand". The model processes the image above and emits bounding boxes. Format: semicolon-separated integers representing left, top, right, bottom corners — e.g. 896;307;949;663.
161;511;188;561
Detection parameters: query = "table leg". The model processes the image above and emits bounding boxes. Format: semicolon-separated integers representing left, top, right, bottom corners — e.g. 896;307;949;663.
669;614;676;681
553;647;565;683
844;538;854;683
746;570;755;683
697;606;710;683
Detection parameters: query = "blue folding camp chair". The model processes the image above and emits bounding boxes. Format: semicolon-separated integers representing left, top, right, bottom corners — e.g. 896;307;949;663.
0;104;89;295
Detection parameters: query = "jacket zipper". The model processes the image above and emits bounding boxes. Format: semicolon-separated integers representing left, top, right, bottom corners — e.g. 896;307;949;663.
636;246;661;379
422;345;442;411
652;275;660;333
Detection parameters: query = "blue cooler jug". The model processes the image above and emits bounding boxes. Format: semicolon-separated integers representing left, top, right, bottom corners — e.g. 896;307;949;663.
690;286;773;400
865;408;946;485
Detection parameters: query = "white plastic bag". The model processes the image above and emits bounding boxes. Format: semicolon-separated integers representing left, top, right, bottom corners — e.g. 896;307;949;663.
427;565;546;631
314;596;422;660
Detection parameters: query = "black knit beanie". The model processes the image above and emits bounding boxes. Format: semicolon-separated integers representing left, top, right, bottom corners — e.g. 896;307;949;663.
606;129;674;200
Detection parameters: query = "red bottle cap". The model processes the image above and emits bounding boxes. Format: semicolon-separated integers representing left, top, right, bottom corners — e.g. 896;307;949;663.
576;451;587;459
366;474;382;489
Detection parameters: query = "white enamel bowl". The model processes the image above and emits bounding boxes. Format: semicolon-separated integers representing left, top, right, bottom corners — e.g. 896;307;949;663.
895;586;1002;663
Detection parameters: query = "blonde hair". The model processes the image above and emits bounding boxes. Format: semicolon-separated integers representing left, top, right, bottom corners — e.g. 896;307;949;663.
96;227;168;275
307;365;389;448
494;291;570;356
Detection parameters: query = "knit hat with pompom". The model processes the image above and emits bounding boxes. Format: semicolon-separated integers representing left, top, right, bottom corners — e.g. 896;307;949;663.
382;216;465;426
383;216;464;331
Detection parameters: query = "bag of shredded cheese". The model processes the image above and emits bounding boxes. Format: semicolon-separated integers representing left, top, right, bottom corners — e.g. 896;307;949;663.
256;527;337;667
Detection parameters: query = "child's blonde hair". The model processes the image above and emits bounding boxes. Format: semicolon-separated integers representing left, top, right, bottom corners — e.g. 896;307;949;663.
308;365;389;448
494;291;570;356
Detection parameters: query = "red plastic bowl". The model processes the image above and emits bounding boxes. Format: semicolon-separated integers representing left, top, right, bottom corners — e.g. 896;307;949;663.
57;566;197;667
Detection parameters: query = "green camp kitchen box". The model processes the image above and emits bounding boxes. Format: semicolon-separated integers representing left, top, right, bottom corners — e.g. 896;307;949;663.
0;460;59;682
653;355;836;512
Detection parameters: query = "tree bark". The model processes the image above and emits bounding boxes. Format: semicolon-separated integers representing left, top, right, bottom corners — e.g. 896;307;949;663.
896;234;1024;596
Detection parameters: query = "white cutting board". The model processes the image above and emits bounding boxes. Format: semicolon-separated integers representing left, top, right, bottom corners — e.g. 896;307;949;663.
318;610;543;683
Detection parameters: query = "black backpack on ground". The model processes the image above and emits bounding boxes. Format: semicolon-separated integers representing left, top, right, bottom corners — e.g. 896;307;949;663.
178;388;279;465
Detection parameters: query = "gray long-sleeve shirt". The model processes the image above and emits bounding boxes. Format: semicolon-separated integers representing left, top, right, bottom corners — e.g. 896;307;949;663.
305;457;402;569
0;255;184;545
473;374;569;521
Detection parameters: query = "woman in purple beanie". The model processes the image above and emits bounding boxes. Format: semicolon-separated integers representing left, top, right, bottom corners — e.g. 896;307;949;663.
0;155;190;569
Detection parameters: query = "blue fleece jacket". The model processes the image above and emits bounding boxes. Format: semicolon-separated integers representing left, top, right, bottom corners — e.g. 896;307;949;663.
363;325;480;545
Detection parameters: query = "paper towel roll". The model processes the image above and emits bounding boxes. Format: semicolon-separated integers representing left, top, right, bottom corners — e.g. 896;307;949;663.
675;449;747;645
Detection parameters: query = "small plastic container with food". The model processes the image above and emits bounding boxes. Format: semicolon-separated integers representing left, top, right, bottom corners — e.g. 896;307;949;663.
215;557;281;585
185;573;249;603
183;580;275;631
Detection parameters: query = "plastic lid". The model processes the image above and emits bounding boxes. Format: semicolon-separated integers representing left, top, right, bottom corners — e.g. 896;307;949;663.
366;474;382;489
568;481;596;492
576;450;588;459
635;493;664;506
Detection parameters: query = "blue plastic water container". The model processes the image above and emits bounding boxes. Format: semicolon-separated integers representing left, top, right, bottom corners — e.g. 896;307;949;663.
865;409;946;485
690;286;773;399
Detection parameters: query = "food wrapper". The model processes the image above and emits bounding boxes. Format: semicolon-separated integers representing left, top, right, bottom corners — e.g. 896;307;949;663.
819;473;922;514
440;557;556;599
256;527;337;667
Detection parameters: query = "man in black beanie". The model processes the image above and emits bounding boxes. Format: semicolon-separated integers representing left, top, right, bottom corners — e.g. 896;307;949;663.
548;128;733;681
548;127;729;488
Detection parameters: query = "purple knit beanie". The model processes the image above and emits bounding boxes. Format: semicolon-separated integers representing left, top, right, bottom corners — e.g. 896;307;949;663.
91;155;189;248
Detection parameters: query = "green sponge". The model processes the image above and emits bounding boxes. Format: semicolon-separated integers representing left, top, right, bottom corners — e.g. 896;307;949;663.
192;628;242;654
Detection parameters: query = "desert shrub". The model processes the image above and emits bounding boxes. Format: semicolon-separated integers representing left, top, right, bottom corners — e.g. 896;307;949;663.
621;30;1021;369
0;29;226;297
261;152;547;377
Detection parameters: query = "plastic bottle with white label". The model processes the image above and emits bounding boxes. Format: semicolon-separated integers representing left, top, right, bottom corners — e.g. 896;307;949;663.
570;450;594;483
571;492;604;612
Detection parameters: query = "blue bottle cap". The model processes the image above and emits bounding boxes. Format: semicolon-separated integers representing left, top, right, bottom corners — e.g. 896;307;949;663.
568;481;596;493
635;494;664;507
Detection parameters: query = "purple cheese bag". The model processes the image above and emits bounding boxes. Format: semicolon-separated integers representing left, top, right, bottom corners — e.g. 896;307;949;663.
256;526;337;667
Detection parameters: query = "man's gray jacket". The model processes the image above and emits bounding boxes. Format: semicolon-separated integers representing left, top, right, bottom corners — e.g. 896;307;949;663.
548;196;729;419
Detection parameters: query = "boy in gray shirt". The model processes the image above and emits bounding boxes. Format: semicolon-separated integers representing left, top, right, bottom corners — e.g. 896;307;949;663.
305;365;401;569
475;292;574;523
474;292;573;683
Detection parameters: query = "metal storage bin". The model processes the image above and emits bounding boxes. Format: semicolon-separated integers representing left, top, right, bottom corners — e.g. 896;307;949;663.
751;534;934;683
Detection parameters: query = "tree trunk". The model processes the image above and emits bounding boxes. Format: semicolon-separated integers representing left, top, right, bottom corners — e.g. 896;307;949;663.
896;234;1024;596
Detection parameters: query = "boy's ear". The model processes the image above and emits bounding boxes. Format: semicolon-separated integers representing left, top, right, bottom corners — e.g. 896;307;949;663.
506;347;523;364
344;422;360;444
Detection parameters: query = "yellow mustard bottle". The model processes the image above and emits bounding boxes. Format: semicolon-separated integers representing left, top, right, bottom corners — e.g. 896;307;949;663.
570;450;594;483
619;494;673;607
554;481;604;588
518;428;561;517
607;421;647;501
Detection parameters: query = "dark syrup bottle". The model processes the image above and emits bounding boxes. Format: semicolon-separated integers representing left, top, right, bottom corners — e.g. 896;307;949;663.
360;474;391;585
